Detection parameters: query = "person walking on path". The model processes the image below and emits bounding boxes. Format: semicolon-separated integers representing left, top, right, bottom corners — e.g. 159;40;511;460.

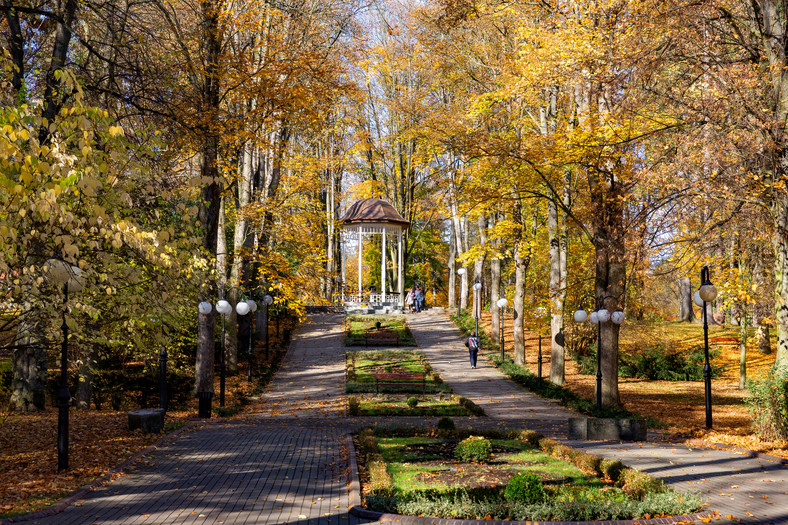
465;331;480;368
413;286;423;312
405;287;415;312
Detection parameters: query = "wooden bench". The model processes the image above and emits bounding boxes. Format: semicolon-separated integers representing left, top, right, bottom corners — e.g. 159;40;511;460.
373;372;425;394
710;337;739;346
364;332;400;346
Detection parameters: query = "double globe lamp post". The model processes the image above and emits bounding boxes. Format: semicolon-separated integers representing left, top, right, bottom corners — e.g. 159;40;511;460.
574;297;625;412
198;292;273;410
692;266;718;429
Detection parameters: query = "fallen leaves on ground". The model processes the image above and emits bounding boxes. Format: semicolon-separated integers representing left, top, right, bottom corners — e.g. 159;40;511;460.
479;312;788;460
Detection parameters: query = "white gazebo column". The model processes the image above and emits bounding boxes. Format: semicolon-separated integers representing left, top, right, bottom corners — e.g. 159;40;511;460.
357;229;363;298
381;229;387;296
398;229;404;306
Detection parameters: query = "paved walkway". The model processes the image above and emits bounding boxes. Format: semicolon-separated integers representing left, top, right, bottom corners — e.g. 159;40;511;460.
13;309;788;524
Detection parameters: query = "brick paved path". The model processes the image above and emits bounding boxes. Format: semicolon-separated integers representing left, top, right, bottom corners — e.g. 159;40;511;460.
14;309;788;524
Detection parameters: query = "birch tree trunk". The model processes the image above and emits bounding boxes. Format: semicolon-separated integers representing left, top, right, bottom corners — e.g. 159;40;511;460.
449;178;468;309
679;278;696;322
512;202;527;365
490;214;501;344
548;199;566;384
448;221;457;309
473;214;487;321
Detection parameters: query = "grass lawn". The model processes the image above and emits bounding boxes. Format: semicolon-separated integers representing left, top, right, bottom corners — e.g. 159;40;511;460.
345;315;416;346
359;430;703;521
346;349;450;394
379;436;592;491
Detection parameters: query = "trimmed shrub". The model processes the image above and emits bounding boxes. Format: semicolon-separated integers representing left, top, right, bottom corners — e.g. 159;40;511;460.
454;436;492;462
504;472;546;503
618;468;665;500
516;429;542;447
367;453;393;496
436;417;455;432
407;396;419;408
458;396;484;416
600;458;625;482
348;396;360;416
574;451;602;476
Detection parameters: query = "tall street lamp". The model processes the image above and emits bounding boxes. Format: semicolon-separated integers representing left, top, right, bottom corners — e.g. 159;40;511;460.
212;287;251;408
197;300;214;418
574;295;625;412
263;295;273;359
693;266;718;429
472;281;482;336
245;298;257;381
456;268;466;319
496;297;508;362
45;258;85;472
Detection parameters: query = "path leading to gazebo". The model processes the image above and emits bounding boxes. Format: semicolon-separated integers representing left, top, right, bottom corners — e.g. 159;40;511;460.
12;309;788;525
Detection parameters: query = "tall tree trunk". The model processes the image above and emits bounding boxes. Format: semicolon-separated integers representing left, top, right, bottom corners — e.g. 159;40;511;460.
590;168;626;409
473;214;487;321
76;347;97;409
548;199;565;384
38;0;78;144
679;277;696;322
772;194;788;367
490;214;501;344
194;311;216;396
10;316;47;411
449;178;468;309
512;201;527;365
2;2;24;96
448;221;457;309
739;303;748;389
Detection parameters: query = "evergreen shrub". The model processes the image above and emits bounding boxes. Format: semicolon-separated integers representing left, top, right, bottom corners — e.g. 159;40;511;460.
504;472;546;503
454;435;492;462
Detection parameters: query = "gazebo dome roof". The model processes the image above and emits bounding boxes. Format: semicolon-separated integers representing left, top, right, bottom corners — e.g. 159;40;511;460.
340;198;410;229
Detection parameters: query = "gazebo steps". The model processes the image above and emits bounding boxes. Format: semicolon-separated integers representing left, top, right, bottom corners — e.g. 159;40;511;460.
345;304;404;315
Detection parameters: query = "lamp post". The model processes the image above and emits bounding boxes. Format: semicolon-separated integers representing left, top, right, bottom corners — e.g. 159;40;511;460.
45;258;84;472
574;295;625;412
496;298;508;362
215;296;231;407
159;349;168;412
456;268;466;319
197;300;214;418
693;266;718;429
246;299;257;381
213;287;252;408
263;295;273;359
472;281;482;336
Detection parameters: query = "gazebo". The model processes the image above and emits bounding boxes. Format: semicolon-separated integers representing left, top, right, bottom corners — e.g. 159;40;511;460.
340;198;409;307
